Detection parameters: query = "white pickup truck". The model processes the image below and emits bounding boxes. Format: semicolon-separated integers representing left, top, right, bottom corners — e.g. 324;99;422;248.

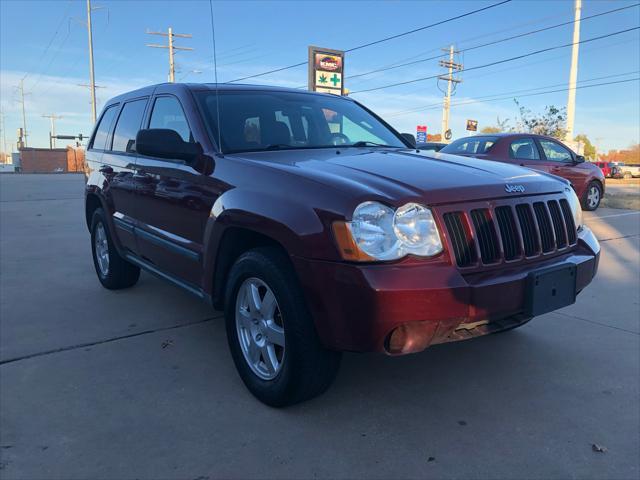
617;164;640;178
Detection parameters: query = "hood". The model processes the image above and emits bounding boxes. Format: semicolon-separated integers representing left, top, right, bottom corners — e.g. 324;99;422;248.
231;148;567;206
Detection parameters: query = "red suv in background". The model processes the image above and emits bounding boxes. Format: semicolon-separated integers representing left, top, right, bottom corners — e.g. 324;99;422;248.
439;134;605;210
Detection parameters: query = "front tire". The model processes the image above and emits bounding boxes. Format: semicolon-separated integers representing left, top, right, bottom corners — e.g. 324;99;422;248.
224;247;341;407
582;181;602;211
90;208;140;289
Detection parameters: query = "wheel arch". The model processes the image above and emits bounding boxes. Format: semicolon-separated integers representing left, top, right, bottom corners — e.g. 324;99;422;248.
208;225;292;310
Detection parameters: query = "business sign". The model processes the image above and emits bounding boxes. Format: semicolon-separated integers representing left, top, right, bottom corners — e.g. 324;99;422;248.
466;119;478;131
416;125;427;143
309;46;345;96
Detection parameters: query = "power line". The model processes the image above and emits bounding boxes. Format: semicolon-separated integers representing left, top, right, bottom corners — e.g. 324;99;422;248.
348;3;639;82
351;26;640;94
225;0;512;83
385;77;640;118
25;0;74;85
385;70;640;117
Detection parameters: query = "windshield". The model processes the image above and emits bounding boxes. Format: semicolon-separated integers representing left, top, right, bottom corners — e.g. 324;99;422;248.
440;136;498;155
195;90;406;153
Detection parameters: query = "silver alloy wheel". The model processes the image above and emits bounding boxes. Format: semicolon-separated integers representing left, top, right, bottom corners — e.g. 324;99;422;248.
235;277;286;380
94;223;110;276
587;185;600;209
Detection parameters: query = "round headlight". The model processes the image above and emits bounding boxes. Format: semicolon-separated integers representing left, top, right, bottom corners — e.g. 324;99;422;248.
348;201;398;259
393;203;442;256
346;201;443;261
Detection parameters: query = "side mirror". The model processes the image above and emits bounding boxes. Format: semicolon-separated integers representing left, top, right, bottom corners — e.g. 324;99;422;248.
575;155;585;163
401;133;416;147
136;128;201;163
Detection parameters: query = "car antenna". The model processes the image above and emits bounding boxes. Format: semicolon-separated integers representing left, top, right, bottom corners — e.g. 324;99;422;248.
208;0;223;157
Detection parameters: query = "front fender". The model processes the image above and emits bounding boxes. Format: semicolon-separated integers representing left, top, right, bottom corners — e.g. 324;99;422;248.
201;187;339;297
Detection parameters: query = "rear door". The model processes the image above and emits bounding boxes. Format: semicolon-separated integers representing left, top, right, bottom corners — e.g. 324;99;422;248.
87;102;140;253
507;137;547;172
132;93;219;287
100;96;149;254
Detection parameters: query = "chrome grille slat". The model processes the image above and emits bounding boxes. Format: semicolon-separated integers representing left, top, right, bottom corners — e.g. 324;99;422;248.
470;209;499;264
533;202;554;253
559;199;577;244
515;204;539;256
495;206;520;261
548;200;567;249
443;212;476;267
441;195;579;268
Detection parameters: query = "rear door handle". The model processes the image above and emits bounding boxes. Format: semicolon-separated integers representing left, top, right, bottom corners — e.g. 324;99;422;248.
133;171;152;184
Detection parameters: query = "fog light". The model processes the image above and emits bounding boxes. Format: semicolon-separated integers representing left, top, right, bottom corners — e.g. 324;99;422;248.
386;321;438;355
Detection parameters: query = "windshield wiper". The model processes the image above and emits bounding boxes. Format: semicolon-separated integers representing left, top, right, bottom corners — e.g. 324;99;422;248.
263;144;293;151
350;141;392;148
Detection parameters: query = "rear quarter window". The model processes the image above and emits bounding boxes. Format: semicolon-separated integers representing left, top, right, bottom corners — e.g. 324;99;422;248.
90;105;118;150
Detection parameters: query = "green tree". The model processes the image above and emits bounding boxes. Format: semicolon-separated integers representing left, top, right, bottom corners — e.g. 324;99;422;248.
574;134;596;160
514;100;567;139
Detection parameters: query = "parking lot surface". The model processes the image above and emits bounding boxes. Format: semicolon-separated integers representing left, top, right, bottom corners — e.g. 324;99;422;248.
1;174;639;479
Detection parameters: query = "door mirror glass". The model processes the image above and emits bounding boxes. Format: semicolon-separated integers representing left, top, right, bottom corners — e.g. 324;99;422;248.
401;133;416;147
136;128;201;162
575;154;585;163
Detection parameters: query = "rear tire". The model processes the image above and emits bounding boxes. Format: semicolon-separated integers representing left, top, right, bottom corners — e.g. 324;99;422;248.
224;247;341;407
90;208;140;289
582;181;602;211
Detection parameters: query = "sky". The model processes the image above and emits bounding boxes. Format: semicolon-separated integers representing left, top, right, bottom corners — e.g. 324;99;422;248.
1;0;639;154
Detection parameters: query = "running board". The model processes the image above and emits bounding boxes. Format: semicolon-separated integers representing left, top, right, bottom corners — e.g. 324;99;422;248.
124;253;208;301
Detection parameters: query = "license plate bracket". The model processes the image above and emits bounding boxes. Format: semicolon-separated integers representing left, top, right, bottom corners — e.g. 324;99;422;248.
525;264;577;316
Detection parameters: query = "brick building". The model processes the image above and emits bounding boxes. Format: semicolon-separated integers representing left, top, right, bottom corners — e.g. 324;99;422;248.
18;147;85;173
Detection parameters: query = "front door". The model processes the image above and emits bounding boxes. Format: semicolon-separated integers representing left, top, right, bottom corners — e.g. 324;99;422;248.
133;94;219;288
536;138;590;190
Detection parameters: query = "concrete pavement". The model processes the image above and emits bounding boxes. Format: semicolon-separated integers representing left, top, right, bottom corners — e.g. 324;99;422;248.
1;174;638;479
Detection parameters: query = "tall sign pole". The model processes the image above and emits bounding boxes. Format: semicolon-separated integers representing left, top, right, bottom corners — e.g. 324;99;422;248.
565;0;581;142
308;46;345;96
86;0;97;123
19;78;28;147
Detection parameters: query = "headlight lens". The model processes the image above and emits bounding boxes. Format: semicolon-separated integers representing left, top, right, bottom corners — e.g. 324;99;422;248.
565;187;583;230
344;201;443;261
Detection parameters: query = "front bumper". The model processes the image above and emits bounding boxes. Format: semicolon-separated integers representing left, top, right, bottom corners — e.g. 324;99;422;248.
292;226;600;354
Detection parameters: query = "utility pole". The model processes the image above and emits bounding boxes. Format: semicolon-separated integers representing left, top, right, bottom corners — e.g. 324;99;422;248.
86;0;97;123
146;28;193;82
0;109;7;162
18;78;28;148
42;114;63;149
438;46;463;144
565;0;581;142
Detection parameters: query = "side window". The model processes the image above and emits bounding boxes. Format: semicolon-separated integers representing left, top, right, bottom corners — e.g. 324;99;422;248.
149;96;192;143
90;105;118;150
540;140;573;162
509;138;540;160
111;99;147;153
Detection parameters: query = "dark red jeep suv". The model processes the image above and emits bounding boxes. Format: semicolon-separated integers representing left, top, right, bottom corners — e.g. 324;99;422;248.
85;84;600;406
439;133;606;211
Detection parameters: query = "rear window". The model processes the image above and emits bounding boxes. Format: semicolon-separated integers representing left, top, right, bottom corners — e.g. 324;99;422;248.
441;136;497;155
